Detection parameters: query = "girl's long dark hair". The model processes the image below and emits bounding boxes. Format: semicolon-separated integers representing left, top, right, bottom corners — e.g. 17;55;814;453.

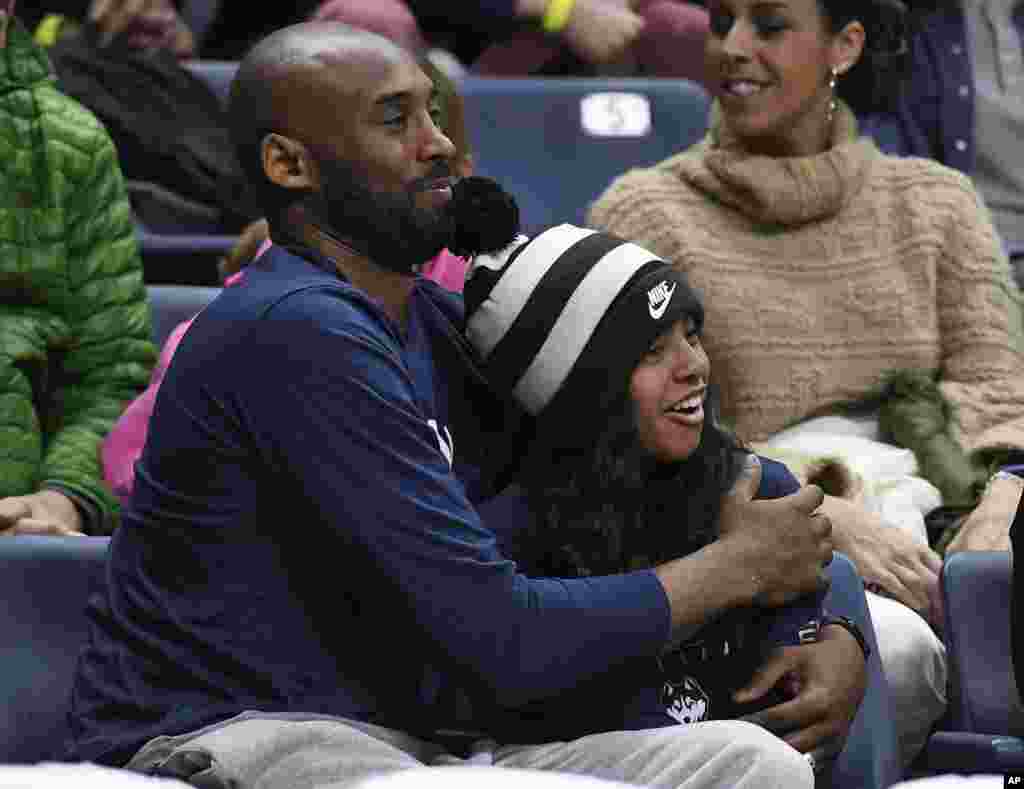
512;386;749;578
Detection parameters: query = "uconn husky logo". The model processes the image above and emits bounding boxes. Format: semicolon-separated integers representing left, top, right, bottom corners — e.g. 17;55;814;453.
647;280;677;320
662;675;711;726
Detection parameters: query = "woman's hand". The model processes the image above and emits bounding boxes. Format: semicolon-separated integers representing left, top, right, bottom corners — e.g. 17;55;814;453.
945;472;1023;554
823;494;942;628
735;623;867;754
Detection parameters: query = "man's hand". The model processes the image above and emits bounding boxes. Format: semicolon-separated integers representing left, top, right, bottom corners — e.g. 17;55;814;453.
945;473;1022;554
563;0;644;64
654;457;830;636
735;623;867;754
824;494;942;627
718;458;833;608
0;490;84;536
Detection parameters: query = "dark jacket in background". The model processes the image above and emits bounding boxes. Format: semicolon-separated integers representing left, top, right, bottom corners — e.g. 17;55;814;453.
48;32;259;232
858;2;1024;177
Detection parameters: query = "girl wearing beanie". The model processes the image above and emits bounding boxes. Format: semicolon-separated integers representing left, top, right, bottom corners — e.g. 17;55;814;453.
462;223;866;771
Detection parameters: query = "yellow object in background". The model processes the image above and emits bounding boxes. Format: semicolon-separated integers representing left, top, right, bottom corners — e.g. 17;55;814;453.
542;0;577;33
34;14;76;47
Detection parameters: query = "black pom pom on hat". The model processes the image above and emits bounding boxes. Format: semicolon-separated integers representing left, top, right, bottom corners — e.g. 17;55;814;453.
448;175;521;258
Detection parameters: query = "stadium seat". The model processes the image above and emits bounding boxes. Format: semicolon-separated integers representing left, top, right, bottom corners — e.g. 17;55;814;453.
147;284;222;347
137;231;236;286
0;536;110;763
915;552;1024;775
458;77;711;234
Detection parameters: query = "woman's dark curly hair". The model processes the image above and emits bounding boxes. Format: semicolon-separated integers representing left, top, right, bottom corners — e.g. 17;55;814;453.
511;384;750;579
819;0;911;114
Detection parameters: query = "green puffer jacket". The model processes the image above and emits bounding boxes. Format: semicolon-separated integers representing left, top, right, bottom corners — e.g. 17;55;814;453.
0;21;155;534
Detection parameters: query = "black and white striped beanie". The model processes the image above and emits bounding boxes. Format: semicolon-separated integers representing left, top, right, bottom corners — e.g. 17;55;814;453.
464;223;703;452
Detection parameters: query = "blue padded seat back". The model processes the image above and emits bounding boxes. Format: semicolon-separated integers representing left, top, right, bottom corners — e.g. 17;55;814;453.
459;78;710;235
0;537;110;763
914;552;1024;775
942;551;1024;734
147;285;222;348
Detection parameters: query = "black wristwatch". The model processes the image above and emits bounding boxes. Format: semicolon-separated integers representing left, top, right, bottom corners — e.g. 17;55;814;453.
820;615;871;661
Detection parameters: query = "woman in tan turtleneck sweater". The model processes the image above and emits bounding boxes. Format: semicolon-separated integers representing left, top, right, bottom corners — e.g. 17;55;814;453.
590;0;1024;768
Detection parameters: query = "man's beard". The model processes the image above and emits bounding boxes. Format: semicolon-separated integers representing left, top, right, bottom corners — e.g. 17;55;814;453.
306;157;455;276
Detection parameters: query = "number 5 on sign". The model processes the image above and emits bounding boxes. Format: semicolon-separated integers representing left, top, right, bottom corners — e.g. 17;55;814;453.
580;93;652;138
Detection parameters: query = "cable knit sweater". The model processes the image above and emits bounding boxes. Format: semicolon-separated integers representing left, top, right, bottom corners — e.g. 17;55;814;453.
588;104;1024;456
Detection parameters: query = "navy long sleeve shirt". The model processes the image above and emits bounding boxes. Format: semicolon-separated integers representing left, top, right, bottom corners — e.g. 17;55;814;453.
67;246;672;766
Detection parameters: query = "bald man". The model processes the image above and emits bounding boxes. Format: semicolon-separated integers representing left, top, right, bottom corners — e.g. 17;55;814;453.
66;24;815;789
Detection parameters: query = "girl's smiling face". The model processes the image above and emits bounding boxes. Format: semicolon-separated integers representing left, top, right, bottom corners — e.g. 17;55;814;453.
630;317;710;463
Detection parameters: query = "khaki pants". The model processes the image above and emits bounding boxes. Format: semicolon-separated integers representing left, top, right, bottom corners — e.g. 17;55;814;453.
127;711;813;789
866;591;948;767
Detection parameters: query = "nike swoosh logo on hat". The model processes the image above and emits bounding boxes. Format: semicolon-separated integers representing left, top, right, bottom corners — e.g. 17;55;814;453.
649;282;677;320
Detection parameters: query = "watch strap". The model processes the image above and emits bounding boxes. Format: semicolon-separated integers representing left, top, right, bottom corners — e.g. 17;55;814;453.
820;614;871;661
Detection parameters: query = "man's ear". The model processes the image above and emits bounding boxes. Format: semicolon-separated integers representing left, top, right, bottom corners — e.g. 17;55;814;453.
262;133;318;191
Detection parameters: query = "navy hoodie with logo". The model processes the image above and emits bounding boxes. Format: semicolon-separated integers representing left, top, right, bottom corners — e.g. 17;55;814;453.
66;245;677;765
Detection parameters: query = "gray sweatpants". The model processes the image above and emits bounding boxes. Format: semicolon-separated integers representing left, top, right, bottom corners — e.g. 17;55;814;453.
865;591;948;767
126;711;813;789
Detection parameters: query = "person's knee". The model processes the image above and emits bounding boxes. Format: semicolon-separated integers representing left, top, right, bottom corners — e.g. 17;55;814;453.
870;595;947;699
898;617;946;688
679;721;813;789
723;722;813;788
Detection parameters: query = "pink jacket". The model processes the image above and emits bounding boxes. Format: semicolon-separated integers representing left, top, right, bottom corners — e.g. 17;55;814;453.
102;247;469;504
